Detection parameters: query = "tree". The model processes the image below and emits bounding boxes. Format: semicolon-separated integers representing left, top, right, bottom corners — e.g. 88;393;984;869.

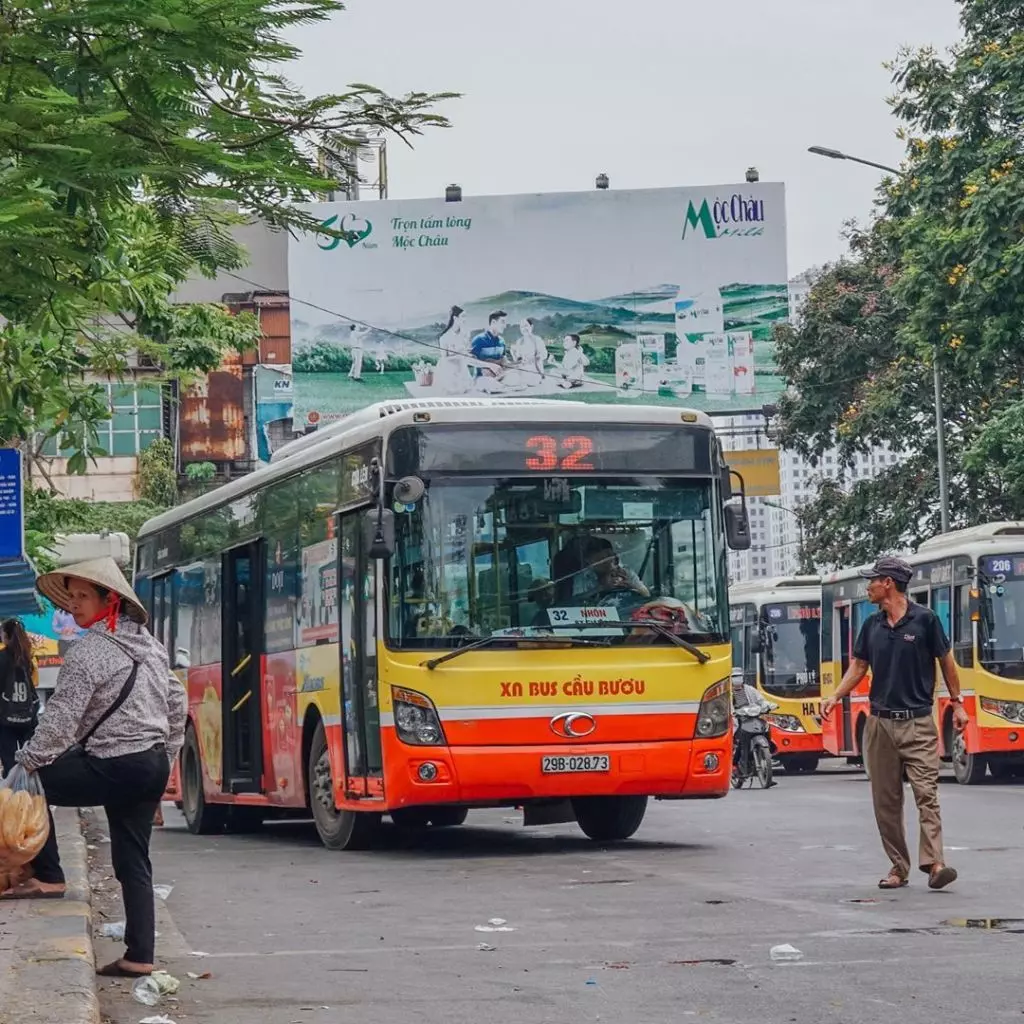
773;1;1024;566
0;0;452;465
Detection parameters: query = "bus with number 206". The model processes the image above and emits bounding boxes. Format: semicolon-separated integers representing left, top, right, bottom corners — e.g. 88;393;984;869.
137;399;752;849
820;522;1024;784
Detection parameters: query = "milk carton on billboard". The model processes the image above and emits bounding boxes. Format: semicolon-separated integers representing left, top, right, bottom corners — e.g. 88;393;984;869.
675;288;724;391
704;333;732;397
614;340;642;395
730;331;755;396
637;334;665;393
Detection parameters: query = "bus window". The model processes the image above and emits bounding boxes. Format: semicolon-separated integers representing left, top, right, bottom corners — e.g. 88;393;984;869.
387;477;727;648
978;553;1024;679
760;603;820;699
852;600;873;649
953;583;974;667
932;586;952;642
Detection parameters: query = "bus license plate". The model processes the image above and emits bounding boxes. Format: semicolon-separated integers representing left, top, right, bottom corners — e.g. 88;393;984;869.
541;754;610;774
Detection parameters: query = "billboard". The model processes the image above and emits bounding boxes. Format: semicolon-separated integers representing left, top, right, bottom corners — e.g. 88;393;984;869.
726;448;781;497
288;184;789;424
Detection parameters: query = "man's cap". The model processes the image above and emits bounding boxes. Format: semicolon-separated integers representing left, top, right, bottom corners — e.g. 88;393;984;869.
859;556;913;585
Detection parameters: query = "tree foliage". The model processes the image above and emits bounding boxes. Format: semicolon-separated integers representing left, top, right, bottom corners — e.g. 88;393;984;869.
0;0;452;465
774;2;1024;567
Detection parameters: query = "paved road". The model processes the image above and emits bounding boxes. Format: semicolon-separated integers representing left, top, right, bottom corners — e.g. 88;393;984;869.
94;767;1024;1024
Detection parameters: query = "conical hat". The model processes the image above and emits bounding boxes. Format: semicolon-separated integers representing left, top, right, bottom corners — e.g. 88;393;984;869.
36;557;148;625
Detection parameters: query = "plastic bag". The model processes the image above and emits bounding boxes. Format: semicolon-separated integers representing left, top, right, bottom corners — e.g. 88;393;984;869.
0;765;50;868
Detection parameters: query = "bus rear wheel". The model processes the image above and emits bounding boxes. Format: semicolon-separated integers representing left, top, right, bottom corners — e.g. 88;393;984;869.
572;796;647;842
782;755;819;774
181;726;226;836
308;721;380;850
950;726;987;785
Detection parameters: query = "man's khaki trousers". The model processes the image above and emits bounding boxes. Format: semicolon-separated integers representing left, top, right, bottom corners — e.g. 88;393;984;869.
862;714;944;879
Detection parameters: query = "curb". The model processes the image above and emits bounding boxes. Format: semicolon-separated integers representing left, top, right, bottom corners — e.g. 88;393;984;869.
0;808;99;1024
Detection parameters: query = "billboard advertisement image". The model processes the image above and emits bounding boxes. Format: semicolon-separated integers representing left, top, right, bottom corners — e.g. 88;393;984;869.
288;184;789;425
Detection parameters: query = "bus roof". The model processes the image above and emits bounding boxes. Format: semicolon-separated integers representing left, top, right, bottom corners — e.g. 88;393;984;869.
139;398;715;542
729;576;821;606
822;521;1024;586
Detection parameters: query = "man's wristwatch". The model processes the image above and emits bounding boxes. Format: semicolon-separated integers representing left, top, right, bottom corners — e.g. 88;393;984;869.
950;696;963;705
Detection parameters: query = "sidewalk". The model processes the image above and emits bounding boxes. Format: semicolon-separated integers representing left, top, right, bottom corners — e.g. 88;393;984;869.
0;808;99;1024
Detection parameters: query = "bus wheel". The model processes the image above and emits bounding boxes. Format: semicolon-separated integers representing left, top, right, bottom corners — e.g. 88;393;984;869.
782;756;819;774
951;727;987;785
430;807;468;828
308;721;380;850
572;796;647;842
181;726;226;836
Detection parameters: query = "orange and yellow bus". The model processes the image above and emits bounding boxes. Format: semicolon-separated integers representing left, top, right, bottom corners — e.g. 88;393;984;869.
821;522;1024;784
729;577;824;773
136;398;751;848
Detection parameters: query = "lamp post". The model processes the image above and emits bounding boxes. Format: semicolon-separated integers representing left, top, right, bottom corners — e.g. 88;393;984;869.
761;499;807;571
808;145;950;534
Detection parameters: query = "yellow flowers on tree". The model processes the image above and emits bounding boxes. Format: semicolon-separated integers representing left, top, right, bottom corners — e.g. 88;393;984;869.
773;0;1024;567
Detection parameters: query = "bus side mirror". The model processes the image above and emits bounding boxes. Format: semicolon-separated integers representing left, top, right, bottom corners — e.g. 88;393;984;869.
725;503;751;551
750;633;762;654
364;508;395;559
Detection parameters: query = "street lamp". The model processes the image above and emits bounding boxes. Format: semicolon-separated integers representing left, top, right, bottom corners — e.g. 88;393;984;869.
761;499;807;571
807;144;950;534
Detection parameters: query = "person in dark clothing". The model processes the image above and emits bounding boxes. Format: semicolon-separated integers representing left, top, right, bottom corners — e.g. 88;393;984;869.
822;556;967;891
0;618;40;776
1;558;186;982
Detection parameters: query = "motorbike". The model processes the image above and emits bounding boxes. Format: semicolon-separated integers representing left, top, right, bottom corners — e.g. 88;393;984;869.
732;681;779;790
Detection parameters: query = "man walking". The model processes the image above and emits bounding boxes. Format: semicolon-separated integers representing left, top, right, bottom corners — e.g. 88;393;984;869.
822;556;968;890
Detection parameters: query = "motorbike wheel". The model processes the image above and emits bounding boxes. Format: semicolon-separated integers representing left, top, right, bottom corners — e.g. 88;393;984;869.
752;737;774;789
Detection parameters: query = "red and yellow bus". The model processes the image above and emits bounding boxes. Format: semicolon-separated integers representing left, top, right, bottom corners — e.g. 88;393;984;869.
137;399;751;848
821;522;1024;784
729;576;824;773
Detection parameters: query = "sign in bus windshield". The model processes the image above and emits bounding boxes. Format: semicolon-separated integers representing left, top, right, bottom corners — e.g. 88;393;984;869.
982;555;1024;579
387;424;708;476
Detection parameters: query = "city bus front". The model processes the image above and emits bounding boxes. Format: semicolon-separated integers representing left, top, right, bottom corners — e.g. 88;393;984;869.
375;416;739;840
964;552;1024;777
757;600;823;772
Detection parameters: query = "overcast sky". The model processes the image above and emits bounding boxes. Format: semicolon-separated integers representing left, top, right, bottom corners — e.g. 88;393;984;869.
289;0;963;276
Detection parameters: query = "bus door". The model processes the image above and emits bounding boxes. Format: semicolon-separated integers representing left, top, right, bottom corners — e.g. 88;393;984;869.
836;602;854;751
339;513;383;798
221;541;265;794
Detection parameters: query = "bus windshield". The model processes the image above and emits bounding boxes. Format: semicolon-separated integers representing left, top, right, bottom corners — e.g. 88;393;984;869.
387;476;727;649
760;602;821;698
979;553;1024;679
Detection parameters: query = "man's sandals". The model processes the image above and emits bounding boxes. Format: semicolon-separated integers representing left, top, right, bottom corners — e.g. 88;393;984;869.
878;865;958;890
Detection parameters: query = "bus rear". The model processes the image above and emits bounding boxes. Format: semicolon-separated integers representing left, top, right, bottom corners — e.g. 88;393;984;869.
730;577;824;773
368;411;741;842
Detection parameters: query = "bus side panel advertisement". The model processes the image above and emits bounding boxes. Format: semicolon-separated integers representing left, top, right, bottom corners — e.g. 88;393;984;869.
287;184;789;425
265;651;303;806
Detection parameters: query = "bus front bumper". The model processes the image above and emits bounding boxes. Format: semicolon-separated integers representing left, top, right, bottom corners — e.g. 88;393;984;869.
388;737;731;808
770;728;823;756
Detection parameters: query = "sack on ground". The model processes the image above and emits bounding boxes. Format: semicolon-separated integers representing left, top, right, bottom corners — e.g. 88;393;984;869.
0;765;50;867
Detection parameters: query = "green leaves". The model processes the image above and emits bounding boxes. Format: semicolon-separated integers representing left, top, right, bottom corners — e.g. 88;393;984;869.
0;0;451;471
774;2;1024;568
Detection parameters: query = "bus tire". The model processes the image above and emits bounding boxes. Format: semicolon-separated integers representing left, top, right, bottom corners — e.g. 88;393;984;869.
308;721;380;850
429;806;468;827
572;795;647;842
782;755;819;774
181;726;227;836
950;724;987;785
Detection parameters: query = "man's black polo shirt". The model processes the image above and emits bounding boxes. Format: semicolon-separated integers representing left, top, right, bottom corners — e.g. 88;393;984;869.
852;601;951;711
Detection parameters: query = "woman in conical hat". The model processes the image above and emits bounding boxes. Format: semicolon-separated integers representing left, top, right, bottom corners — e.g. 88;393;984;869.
1;558;187;979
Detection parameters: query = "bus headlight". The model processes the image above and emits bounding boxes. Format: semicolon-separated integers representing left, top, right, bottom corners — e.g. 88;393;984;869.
980;697;1024;723
768;714;805;733
696;679;731;739
392;687;446;745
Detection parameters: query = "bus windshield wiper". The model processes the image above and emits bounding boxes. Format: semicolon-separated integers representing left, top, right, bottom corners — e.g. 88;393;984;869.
552;619;713;664
422;632;612;670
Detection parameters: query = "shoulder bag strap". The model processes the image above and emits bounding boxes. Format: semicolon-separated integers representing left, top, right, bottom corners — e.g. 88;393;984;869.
80;638;141;746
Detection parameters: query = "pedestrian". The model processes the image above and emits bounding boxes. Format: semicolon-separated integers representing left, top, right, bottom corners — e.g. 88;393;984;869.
822;556;967;891
0;558;187;981
0;618;40;776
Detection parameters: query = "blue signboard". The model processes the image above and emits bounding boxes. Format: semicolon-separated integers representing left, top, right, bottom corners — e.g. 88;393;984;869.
0;448;23;560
